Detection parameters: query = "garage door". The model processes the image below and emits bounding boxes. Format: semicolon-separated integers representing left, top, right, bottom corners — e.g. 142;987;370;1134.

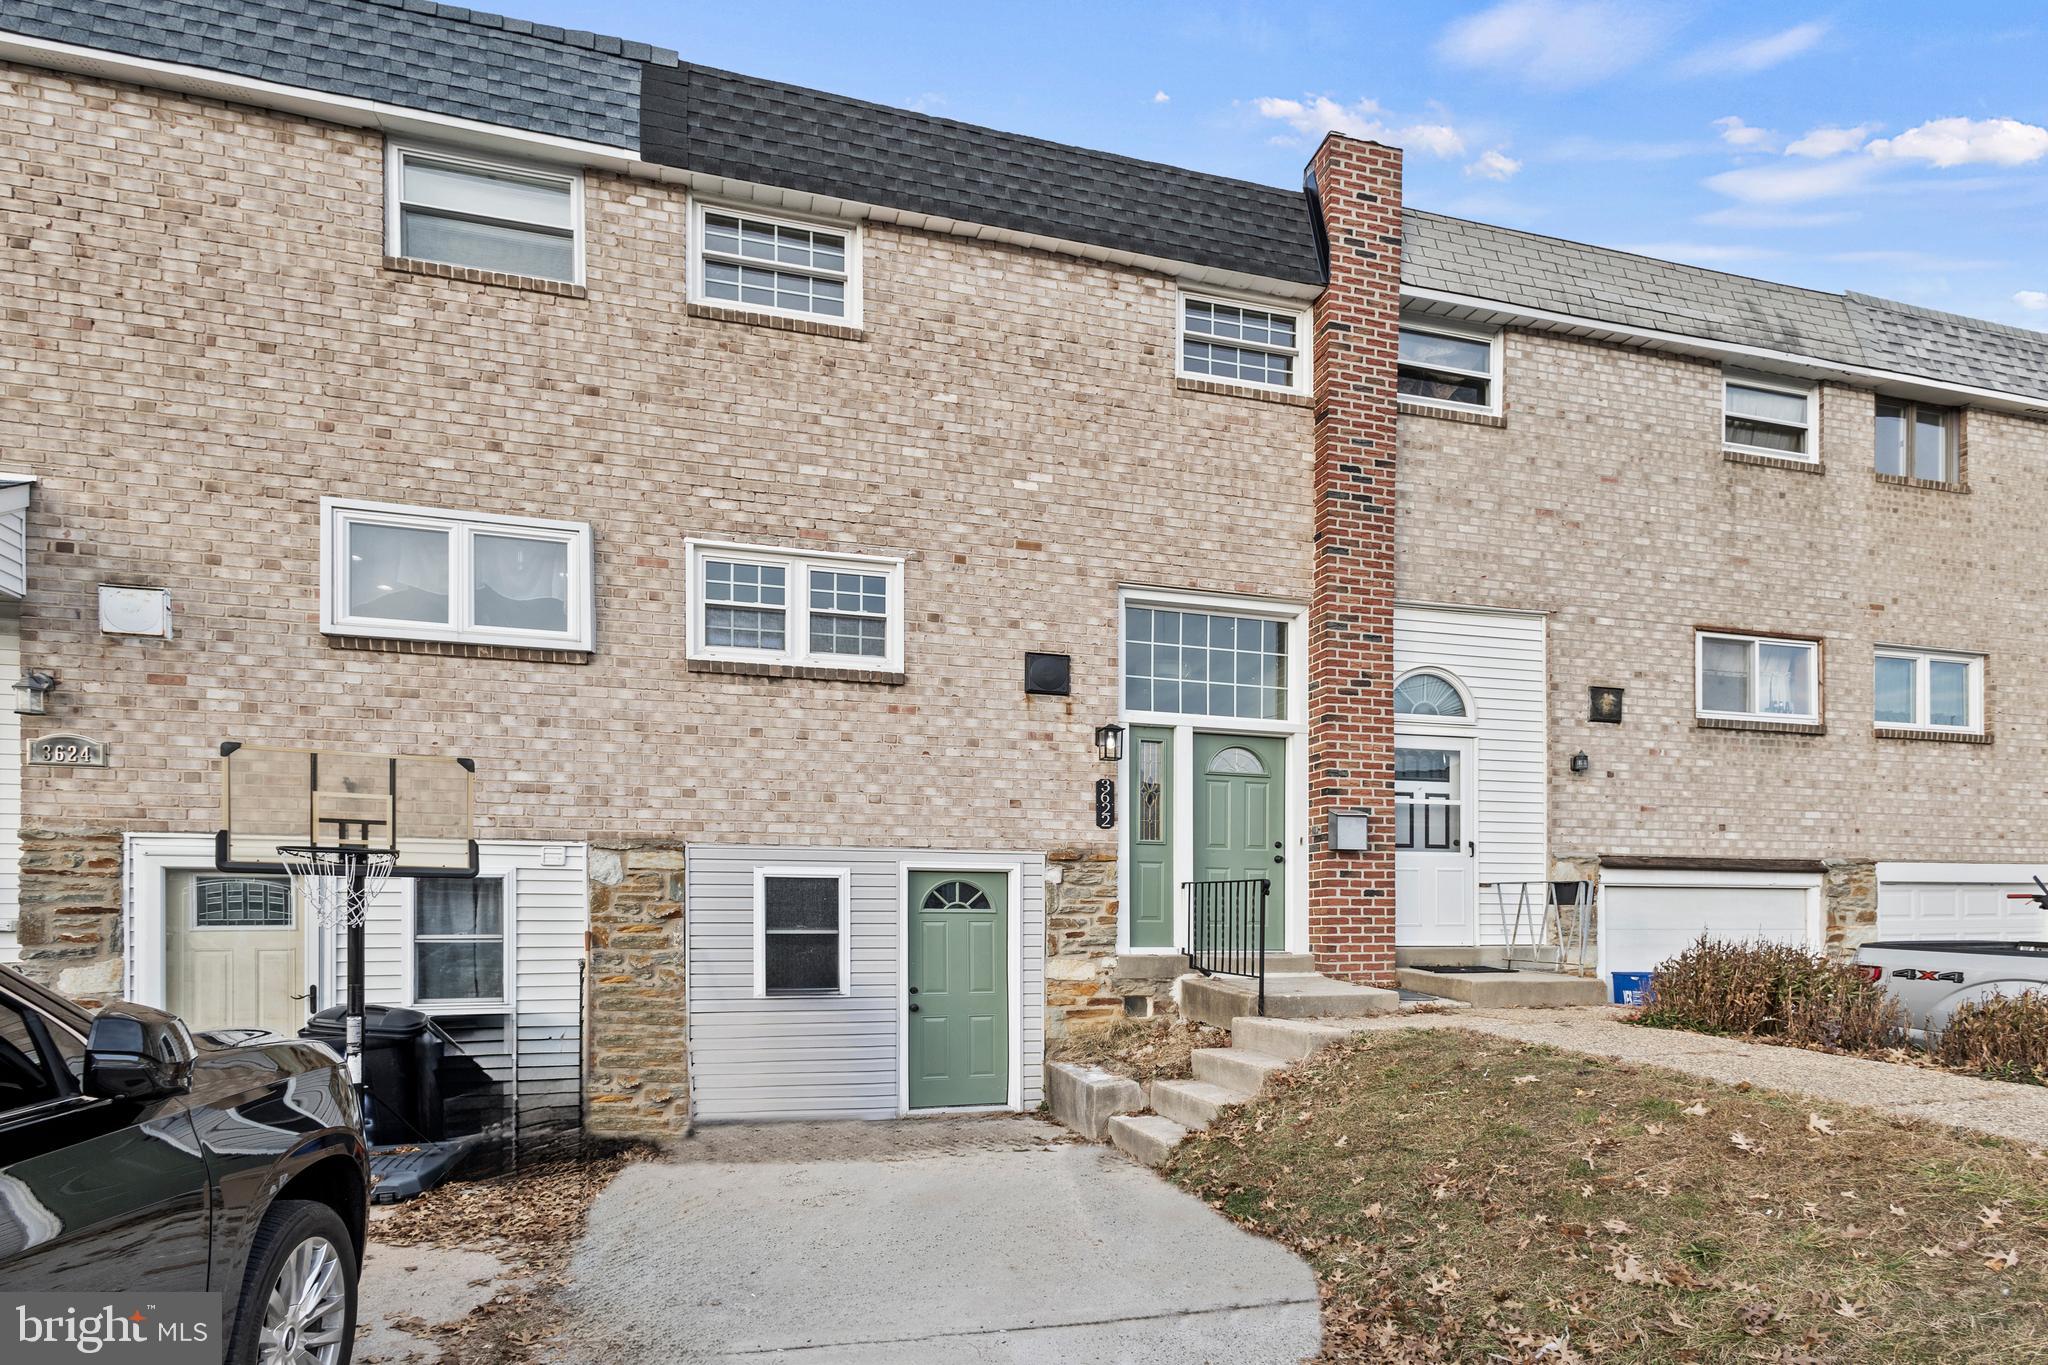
1876;866;2048;942
1600;870;1818;977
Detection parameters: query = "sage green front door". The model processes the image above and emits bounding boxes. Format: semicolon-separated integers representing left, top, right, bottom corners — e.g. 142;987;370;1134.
1193;733;1287;950
907;870;1009;1109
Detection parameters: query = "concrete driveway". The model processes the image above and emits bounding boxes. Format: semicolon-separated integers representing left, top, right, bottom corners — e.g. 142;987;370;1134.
548;1116;1320;1364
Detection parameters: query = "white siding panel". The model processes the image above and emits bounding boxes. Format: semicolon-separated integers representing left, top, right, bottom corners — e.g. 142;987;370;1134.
1395;606;1548;945
0;614;18;962
0;508;26;603
687;844;1045;1124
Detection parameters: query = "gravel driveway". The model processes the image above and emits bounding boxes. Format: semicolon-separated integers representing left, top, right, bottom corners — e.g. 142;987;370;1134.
546;1115;1320;1364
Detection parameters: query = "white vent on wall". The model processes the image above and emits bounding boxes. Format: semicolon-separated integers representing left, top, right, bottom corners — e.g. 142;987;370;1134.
98;586;172;638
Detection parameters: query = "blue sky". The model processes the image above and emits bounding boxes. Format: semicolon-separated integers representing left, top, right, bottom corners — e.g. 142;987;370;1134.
529;1;2048;327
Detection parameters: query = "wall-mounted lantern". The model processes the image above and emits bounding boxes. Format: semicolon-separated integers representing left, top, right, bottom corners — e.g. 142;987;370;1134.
1093;723;1126;764
1328;809;1371;851
13;671;56;717
1569;750;1591;774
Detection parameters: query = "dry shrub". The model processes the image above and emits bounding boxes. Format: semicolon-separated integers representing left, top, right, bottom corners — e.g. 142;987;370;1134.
1934;990;2048;1084
1637;936;1906;1053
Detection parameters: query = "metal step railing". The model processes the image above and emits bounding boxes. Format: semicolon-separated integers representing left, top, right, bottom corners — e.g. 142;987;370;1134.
1183;877;1271;1016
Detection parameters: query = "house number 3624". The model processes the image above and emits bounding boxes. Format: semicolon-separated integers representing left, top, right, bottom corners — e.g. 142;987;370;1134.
28;734;107;767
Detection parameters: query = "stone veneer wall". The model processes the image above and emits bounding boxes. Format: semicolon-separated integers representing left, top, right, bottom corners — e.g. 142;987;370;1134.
1042;846;1185;1034
585;843;690;1136
16;830;123;1002
1823;859;1878;957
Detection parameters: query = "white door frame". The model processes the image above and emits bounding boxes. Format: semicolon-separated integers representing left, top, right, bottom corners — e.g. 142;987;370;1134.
1393;730;1480;946
123;832;319;1011
895;856;1024;1116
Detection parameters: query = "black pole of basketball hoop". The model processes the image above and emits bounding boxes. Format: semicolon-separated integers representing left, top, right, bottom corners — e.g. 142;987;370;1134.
344;854;368;1104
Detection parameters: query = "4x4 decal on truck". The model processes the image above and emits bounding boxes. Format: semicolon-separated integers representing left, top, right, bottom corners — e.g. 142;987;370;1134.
1891;968;1967;983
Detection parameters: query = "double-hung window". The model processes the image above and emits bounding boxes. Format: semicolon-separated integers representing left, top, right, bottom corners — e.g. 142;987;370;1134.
387;145;581;284
1178;295;1309;394
687;541;903;673
1724;373;1815;460
1874;648;1982;734
1874;399;1959;483
1398;323;1500;413
322;498;595;651
690;203;860;324
1696;631;1820;723
754;869;849;997
413;879;507;1008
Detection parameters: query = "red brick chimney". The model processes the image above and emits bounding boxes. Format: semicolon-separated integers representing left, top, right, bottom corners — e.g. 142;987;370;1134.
1304;134;1403;985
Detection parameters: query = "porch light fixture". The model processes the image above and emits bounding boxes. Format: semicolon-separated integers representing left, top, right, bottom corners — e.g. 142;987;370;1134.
1570;750;1590;774
1093;723;1126;764
1328;809;1370;851
12;671;55;717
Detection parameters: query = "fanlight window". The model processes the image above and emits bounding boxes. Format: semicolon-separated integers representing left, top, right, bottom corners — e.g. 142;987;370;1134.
921;880;992;912
1204;746;1267;776
1394;673;1467;718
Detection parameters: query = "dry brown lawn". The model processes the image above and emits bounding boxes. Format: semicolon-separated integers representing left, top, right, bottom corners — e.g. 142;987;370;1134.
1167;1028;2048;1363
1047;1016;1228;1083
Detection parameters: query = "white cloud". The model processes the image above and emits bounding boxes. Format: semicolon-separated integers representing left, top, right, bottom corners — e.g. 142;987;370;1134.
1436;1;1673;90
1152;90;1171;104
1678;21;1828;76
1868;117;2048;167
1251;96;1467;156
2013;290;2048;311
1713;116;1776;150
1704;157;1877;204
1465;149;1523;181
1785;123;1878;159
909;92;947;114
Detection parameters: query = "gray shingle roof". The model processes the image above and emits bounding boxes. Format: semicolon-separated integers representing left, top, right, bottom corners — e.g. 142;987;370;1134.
639;63;1325;286
1;0;671;148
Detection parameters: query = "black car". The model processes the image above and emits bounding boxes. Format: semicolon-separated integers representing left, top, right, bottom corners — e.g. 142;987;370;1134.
0;964;367;1364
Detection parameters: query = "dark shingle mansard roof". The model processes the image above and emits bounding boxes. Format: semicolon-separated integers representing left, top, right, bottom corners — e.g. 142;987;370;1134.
0;0;672;148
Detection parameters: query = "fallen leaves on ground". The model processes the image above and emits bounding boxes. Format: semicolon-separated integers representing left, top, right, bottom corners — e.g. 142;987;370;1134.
1046;1017;1227;1083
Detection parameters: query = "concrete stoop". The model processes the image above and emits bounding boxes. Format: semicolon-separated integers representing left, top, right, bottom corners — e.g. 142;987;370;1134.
1179;970;1401;1030
1394;966;1607;1008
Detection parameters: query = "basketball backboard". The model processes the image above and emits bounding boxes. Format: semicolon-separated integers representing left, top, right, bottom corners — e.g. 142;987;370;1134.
217;742;477;876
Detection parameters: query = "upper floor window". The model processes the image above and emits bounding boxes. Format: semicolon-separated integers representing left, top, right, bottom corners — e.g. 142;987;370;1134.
321;498;594;652
686;540;902;673
1696;631;1820;723
1875;648;1982;733
690;203;860;325
1724;373;1814;460
1398;323;1500;414
1178;295;1309;394
1875;399;1958;483
1124;605;1287;720
387;145;580;283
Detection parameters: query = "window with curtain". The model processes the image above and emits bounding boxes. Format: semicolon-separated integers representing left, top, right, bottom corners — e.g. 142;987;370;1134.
1398;325;1499;411
414;879;506;1005
390;146;579;283
1697;632;1820;722
1724;374;1814;459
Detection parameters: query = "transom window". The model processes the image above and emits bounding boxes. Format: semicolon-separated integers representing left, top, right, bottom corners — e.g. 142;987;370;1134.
322;499;594;651
1724;373;1814;460
1178;295;1308;393
414;879;507;1006
1697;631;1820;723
1397;324;1499;413
387;145;580;283
1124;606;1287;720
1874;648;1982;733
1394;672;1468;718
1875;399;1959;483
687;541;903;673
755;871;849;996
692;203;859;324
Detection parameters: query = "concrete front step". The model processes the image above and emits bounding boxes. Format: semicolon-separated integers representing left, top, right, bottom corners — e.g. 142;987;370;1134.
1149;1076;1255;1129
1107;1112;1188;1168
1230;1015;1361;1061
1191;1046;1288;1093
1394;966;1608;1007
1180;971;1402;1029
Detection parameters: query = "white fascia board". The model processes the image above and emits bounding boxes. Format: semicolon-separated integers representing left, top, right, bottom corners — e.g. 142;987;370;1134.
1402;285;2048;416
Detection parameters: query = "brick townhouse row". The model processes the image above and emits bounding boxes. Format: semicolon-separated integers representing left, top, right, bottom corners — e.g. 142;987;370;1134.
4;0;2048;1135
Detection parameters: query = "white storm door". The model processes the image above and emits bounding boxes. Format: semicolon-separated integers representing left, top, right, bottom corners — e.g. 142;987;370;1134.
1394;737;1477;946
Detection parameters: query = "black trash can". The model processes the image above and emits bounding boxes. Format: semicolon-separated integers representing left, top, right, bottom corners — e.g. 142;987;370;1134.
300;1004;448;1146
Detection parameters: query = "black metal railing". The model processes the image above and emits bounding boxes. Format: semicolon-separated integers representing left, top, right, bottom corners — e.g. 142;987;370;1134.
1184;877;1271;1016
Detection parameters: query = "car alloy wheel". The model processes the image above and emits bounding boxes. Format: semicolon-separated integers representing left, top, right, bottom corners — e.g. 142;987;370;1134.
258;1234;349;1365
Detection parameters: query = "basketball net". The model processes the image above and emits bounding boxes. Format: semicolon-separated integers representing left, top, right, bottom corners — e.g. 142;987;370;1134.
278;846;396;929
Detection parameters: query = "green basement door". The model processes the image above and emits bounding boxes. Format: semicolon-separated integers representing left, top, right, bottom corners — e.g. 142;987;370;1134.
1193;733;1287;951
907;869;1009;1109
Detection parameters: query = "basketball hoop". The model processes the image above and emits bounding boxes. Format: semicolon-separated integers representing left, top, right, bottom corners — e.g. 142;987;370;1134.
278;846;397;929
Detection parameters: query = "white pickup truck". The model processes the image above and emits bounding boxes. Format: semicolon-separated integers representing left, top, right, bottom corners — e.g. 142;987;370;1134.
1856;881;2048;1036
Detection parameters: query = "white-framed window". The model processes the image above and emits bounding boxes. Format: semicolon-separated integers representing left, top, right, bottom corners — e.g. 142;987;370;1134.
689;201;861;326
1874;648;1982;733
1177;294;1310;394
1124;601;1289;721
1724;372;1815;460
1397;321;1500;414
686;540;903;672
1696;631;1821;723
321;498;595;651
413;878;508;1007
1874;398;1959;482
386;143;582;284
753;867;850;997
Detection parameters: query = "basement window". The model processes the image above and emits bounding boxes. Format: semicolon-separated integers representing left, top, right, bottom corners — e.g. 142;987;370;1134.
754;869;849;997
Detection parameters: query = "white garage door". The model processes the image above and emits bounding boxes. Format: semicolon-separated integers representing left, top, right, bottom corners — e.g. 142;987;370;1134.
1876;865;2048;942
1600;870;1819;977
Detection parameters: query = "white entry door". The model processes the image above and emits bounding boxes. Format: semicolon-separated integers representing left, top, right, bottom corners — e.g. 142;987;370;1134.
1395;738;1476;945
164;870;305;1036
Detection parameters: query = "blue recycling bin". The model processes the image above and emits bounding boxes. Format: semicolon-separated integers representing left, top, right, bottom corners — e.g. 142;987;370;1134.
1611;971;1653;1007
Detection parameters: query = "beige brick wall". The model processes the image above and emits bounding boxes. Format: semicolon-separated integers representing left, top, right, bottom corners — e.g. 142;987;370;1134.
1397;327;2048;869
